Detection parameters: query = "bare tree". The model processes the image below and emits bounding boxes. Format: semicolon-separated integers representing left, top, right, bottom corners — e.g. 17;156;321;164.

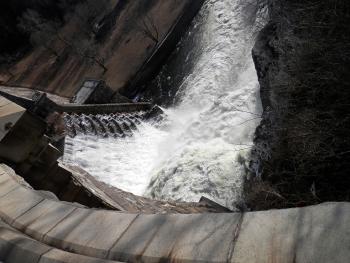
76;39;108;73
62;0;110;72
138;14;159;44
65;0;110;37
18;9;61;58
50;32;108;74
18;2;110;73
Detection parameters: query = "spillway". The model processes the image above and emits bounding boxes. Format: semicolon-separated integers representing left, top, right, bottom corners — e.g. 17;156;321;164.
63;0;266;209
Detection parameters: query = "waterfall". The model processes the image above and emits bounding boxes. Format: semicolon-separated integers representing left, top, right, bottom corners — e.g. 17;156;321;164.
63;0;265;209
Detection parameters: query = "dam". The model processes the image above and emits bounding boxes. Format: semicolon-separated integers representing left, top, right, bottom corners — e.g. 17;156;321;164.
0;0;349;262
63;0;263;209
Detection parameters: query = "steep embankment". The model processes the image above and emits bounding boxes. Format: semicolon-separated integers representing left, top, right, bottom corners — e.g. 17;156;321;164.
248;0;350;210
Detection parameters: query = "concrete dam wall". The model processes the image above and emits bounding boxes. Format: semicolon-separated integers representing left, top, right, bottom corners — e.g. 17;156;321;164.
0;165;349;263
3;0;205;99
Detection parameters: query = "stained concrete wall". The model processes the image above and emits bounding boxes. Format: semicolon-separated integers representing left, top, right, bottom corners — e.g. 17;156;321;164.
0;164;349;263
0;220;121;263
0;96;26;141
5;1;204;98
0;96;47;163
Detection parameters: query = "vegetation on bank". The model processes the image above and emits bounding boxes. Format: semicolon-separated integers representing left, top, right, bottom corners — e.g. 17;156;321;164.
248;0;350;210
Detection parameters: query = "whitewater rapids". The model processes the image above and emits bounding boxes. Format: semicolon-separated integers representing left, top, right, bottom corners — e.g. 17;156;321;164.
63;0;265;209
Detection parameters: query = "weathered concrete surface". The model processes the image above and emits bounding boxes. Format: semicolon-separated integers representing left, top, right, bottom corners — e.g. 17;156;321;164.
0;96;25;140
44;209;137;259
0;220;122;263
0;164;349;263
0;96;47;164
0;86;152;115
71;79;116;104
5;1;204;98
108;213;242;262
11;199;77;241
121;0;206;98
0;220;51;263
232;204;350;263
0;85;69;104
62;163;231;214
0;184;44;224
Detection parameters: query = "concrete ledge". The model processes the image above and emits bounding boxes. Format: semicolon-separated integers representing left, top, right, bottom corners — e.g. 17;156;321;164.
0;96;26;141
0;220;121;263
0;164;349;263
232;204;350;263
56;103;152;114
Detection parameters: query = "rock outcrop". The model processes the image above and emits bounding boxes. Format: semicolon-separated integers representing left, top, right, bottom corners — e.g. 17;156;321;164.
249;0;350;209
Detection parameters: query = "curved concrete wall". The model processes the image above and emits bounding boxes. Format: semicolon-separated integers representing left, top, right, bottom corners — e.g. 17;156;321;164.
0;164;349;263
0;220;119;263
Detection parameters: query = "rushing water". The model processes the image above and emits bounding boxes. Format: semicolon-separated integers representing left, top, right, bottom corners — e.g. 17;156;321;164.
63;0;265;209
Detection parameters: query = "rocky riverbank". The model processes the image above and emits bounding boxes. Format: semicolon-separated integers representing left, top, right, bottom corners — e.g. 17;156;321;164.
247;0;350;210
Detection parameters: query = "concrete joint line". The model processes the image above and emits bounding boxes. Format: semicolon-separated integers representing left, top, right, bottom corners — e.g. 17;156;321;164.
10;198;46;226
106;213;140;259
41;207;78;243
0;185;20;199
227;213;244;262
35;247;53;263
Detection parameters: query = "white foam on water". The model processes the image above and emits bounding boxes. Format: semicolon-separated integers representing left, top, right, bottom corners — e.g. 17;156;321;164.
63;0;264;209
63;123;168;195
